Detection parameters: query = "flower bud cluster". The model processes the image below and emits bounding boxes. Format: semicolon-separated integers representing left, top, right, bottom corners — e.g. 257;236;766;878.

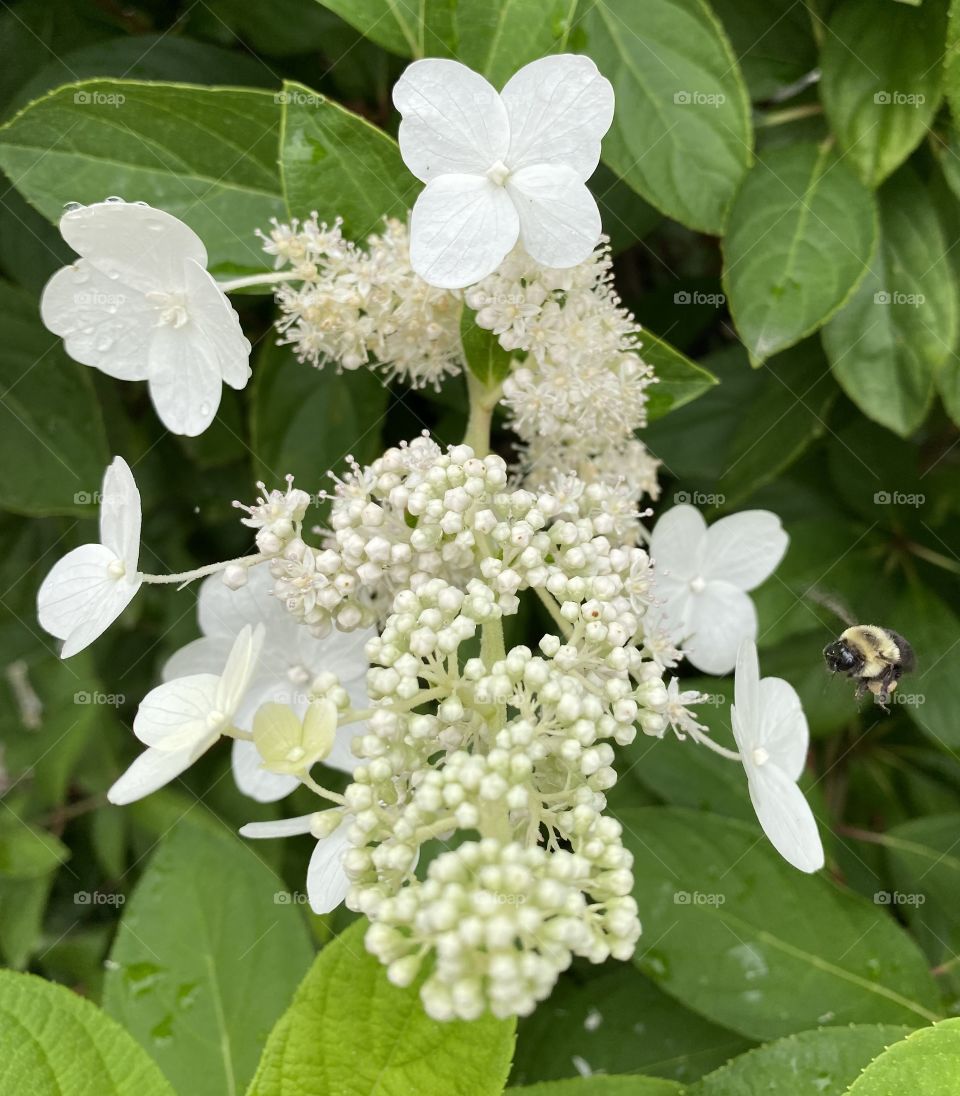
261;215;463;389
266;438;657;637
328;572;660;1019
365;838;639;1020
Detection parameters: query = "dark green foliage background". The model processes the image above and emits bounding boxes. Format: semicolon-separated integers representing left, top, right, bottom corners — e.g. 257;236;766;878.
0;0;959;1092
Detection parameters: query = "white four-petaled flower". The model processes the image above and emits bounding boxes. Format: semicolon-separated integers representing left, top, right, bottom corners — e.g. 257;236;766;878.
41;200;251;436
394;54;615;288
163;568;373;802
108;623;264;805
732;640;824;873
38;456;142;658
649;504;788;674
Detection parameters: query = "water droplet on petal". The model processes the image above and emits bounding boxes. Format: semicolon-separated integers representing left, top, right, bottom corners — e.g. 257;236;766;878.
199;402;211;417
104;195;125;204
63;201;83;213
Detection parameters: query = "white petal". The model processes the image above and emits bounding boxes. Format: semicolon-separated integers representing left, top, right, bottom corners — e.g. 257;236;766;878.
37;544;140;658
306;825;351;914
39;262;153;380
298;624;374;693
409;175;519;289
501;54;614;179
748;765;824;873
323;725;361;775
732;639;761;743
147;323;223;436
755;677;809;781
198;567;292;645
230;739;299;803
684;581;756;675
107;743;200;805
703;510;789;591
650;504;708;582
99;456;141;571
240;814;315;839
507;163;601;269
134;674;222;752
183;260;251;390
215;624;265;715
59;201;206;293
393;58;509;181
162;637;231;682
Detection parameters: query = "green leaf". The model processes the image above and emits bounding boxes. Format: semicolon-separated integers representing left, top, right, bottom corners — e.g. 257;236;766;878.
621;679;754;820
433;0;578;87
250;340;389;491
279;80;416;237
617;807;941;1040
643;331;718;420
0;969;175;1095
709;0;817;102
823;170;959;437
947;0;960;124
845;1018;960;1095
248;918;516;1096
461;305;511;386
0;280;109;515
820;0;947;187
0;80;284;273
8;35;274;116
723;144;876;363
882;815;960;980
688;1025;911;1096
0;874;55;969
888;583;960;749
0;820;68;879
103;821;314;1096
581;0;753;234
717;341;840;504
313;0;430;59
509;1077;682;1095
511;960;752;1087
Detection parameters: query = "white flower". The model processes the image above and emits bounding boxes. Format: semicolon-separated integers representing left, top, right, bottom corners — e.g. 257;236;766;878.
40;200;251;436
37;456;142;658
649;505;788;675
240;814;350;914
393;55;614;288
108;624;264;805
731;641;824;873
163;567;372;802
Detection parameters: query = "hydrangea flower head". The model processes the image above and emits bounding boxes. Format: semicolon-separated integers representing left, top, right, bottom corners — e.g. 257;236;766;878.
393;55;614;288
40;200;251;436
37;456;142;658
732;640;824;873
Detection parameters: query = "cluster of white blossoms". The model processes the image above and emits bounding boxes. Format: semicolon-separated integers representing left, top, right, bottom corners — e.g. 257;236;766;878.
263;215;464;390
467;243;655;460
32;51;827;1023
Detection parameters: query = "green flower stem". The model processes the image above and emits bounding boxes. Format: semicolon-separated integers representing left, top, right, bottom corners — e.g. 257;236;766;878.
301;773;346;805
217;270;302;293
463;371;502;458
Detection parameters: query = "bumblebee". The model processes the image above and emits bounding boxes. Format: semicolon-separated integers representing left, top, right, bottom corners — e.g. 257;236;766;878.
823;625;915;707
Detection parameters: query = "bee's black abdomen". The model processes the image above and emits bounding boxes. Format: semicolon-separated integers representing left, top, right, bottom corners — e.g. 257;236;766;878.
888;630;916;674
